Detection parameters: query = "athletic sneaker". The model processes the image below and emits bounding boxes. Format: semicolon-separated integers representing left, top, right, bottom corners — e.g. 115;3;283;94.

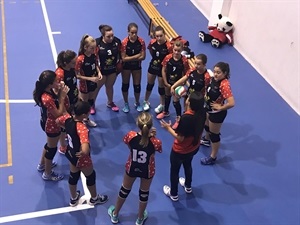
179;177;192;193
58;146;67;154
135;210;148;225
143;101;150;111
163;185;178;201
134;102;143;112
85;118;97;127
172;116;180;130
200;156;217;165
70;190;81;207
89;194;109;206
154;104;164;114
107;102;119;112
122;103;130;113
200;136;210;147
90;105;96;115
42;171;64;181
156;111;170;119
37;162;57;172
108;205;119;224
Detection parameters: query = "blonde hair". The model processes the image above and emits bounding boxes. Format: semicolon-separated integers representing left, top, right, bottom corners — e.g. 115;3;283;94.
78;34;96;55
137;112;153;148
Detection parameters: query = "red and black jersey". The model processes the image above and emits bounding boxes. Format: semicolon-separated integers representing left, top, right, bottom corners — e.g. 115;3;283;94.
121;37;146;68
75;54;98;77
162;54;189;84
147;39;172;72
205;78;233;112
173;110;204;154
123;131;162;179
55;67;78;105
185;68;211;95
96;36;121;75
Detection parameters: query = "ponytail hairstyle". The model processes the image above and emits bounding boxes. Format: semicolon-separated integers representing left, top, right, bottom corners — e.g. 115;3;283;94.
33;70;56;107
78;34;96;55
136;112;153;148
188;92;206;145
214;61;231;79
56;50;77;68
98;24;113;36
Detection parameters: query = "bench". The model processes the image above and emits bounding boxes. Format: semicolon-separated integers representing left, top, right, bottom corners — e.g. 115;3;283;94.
129;0;195;68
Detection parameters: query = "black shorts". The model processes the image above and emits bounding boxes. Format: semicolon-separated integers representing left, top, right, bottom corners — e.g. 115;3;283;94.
123;61;141;70
126;170;153;180
65;148;79;167
148;64;162;77
80;80;97;94
208;110;227;123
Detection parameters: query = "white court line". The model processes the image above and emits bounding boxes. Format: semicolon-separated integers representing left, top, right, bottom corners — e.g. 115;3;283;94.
51;31;61;35
0;1;91;223
0;204;94;224
0;99;35;103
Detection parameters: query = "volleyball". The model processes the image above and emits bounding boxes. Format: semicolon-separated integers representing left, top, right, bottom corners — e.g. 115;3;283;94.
174;85;187;98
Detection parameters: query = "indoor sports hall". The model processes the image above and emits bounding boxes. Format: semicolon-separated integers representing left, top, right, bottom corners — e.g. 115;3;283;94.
0;0;299;225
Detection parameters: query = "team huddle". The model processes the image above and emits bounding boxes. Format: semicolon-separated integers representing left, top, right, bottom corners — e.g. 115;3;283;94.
32;22;235;225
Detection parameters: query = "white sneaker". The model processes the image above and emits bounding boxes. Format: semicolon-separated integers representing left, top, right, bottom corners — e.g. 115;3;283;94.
154;104;164;114
179;177;192;193
85;118;97;127
143;101;150;111
163;185;178;201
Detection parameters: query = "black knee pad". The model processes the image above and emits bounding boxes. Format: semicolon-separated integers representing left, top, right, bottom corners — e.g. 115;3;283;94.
68;171;81;185
139;189;149;202
118;185;131;199
158;87;165;96
85;170;96;186
122;83;129;92
204;125;210;132
209;132;220;143
146;83;154;92
88;99;94;107
133;84;141;93
44;144;57;160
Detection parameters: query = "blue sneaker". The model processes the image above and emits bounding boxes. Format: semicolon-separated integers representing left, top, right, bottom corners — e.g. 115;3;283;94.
108;205;119;224
122;103;130;113
136;210;148;225
37;162;57;172
201;156;217;165
135;102;143;112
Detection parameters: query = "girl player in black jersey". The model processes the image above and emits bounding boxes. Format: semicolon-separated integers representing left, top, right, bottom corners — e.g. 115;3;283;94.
108;112;162;225
142;26;172;112
95;24;122;112
120;22;146;113
75;34;102;126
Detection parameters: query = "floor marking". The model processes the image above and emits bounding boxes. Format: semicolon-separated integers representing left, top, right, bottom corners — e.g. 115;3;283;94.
51;31;61;35
40;0;57;67
0;0;12;169
0;204;94;224
0;99;35;103
8;175;13;184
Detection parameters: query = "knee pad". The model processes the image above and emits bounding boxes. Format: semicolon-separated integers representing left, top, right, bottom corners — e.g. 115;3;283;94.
44;144;57;160
85;170;96;186
68;171;81;185
204;125;210;132
209;132;220;143
121;83;129;92
139;189;149;202
146;83;154;92
133;84;141;93
158;87;165;96
88;99;94;107
118;185;131;199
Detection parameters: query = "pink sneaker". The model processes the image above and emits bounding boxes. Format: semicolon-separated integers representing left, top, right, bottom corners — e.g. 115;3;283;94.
156;112;170;119
172;116;180;129
90;106;96;115
107;102;119;112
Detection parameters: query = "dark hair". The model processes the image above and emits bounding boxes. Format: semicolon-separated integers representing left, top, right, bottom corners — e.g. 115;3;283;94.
214;62;230;78
56;50;77;68
98;24;113;36
73;101;91;116
127;22;138;32
188;92;206;145
33;70;56;106
154;25;165;34
195;54;207;65
136;112;153;148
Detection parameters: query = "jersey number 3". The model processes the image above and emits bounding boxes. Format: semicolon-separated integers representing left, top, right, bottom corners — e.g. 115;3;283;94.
132;149;147;163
